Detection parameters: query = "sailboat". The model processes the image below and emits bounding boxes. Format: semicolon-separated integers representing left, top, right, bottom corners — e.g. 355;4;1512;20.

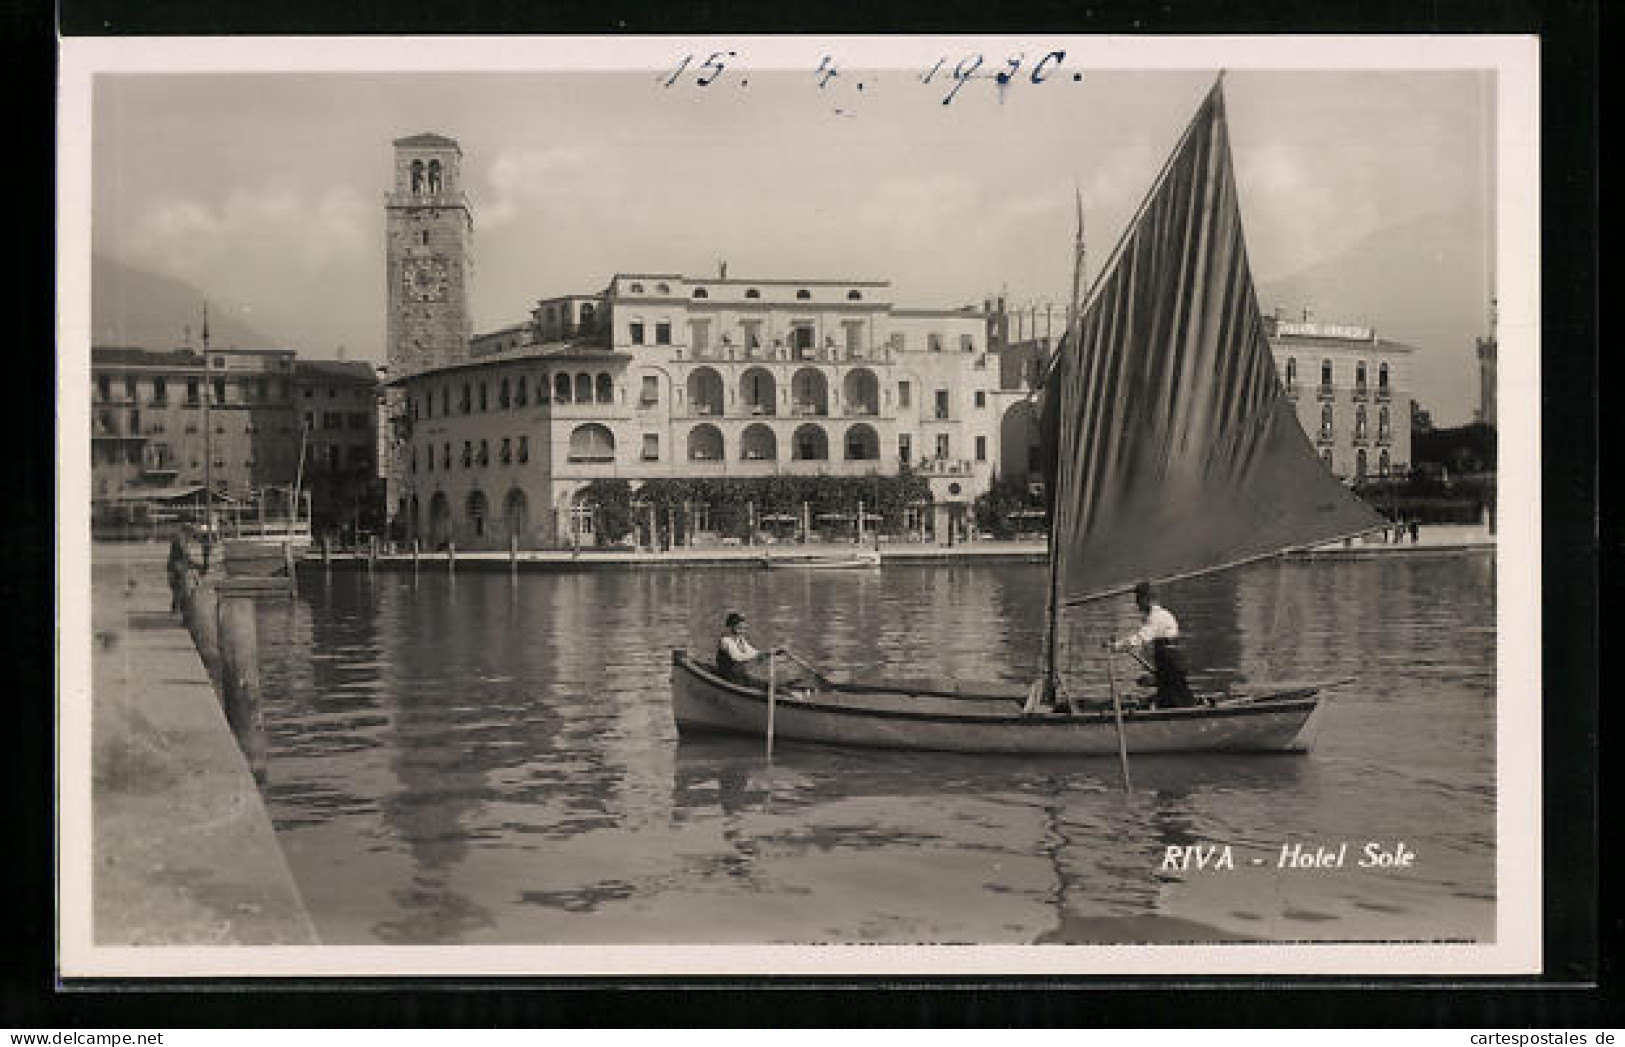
670;78;1381;755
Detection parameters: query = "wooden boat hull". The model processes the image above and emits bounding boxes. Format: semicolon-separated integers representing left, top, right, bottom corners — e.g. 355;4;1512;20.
671;652;1327;755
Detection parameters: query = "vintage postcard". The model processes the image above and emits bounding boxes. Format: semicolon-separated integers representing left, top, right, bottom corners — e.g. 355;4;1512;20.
58;35;1541;977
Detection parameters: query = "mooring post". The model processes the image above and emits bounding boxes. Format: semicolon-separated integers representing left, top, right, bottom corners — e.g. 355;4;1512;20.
321;534;331;573
448;541;457;575
510;532;519;577
367;534;377;575
180;568;222;686
412;537;420;576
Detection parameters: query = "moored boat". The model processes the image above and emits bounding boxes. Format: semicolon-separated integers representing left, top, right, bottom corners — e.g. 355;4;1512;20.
672;652;1330;755
761;549;881;570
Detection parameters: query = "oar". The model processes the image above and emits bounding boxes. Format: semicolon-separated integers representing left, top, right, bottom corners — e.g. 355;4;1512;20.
765;650;776;761
1103;640;1133;792
778;646;833;689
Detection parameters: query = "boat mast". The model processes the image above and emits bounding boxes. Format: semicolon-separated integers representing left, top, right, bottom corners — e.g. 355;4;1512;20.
1041;189;1087;699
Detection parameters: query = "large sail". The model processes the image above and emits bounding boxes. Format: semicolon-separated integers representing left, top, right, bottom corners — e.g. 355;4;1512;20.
1041;80;1382;606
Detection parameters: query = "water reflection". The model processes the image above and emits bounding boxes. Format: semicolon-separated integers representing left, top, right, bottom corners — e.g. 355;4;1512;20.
259;556;1495;945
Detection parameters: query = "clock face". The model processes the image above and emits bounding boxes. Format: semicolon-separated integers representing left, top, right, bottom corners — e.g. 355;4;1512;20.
403;259;448;302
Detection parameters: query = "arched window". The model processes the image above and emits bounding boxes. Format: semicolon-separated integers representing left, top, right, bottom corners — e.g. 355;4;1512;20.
478;438;490;466
692;288;709;299
568;424;616;461
555;373;571;403
466;489;487;537
1320;359;1333;387
1285;357;1297;385
595;373;614;404
792;423;829;461
740;423;777;461
1355;405;1368;438
1355;449;1368;479
1379;405;1391;439
1379;362;1390;389
460;383;471;414
1379;449;1391;476
478;382;488;412
441;387;450;417
442;442;451;469
499;378;510;409
796;289;811;300
1356;360;1368;389
844;423;880;460
847;289;863;300
423;442;432;472
410;159;424;193
687;424;724;461
1320;404;1334;437
515;375;527;407
574;373;592;404
427;159;442;194
461;441;472;468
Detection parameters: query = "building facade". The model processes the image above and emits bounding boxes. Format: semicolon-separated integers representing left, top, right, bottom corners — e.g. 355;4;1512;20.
384;133;1027;550
90;346;380;531
1266;317;1415;481
397;273;1025;549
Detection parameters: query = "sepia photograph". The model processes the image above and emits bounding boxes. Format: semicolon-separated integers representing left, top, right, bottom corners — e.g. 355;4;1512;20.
57;35;1540;977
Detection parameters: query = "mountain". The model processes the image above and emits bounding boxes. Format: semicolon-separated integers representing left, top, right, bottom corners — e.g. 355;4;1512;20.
1257;210;1493;427
91;253;278;350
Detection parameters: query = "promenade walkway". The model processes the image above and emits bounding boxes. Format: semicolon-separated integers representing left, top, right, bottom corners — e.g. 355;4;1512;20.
90;545;316;945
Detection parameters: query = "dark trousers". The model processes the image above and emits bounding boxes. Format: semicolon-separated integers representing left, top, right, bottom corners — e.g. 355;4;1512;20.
1152;639;1197;708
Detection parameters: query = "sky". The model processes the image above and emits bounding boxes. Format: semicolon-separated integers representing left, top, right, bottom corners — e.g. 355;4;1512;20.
89;62;1498;423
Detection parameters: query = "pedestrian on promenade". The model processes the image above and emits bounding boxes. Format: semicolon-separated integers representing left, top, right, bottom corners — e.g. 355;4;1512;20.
167;524;194;614
1409;519;1420;544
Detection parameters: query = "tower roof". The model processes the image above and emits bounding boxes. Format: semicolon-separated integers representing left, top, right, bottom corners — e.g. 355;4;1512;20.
393;132;461;151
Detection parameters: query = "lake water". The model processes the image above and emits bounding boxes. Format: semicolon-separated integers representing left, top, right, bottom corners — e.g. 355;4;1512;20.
255;555;1496;945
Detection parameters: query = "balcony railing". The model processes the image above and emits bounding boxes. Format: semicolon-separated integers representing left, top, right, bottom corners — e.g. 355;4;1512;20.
1351;385;1369;402
791;403;829;417
1316;384;1336;401
1375;388;1392;402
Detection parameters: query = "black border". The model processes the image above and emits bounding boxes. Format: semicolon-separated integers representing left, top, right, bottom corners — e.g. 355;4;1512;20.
11;0;1604;1028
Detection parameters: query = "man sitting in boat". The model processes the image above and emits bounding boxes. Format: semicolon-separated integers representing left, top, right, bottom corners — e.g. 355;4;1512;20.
716;612;789;685
1110;581;1197;708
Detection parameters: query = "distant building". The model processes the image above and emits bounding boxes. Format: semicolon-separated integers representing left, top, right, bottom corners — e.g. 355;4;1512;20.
292;359;384;535
90;345;381;531
1266;314;1415;482
384;133;1026;550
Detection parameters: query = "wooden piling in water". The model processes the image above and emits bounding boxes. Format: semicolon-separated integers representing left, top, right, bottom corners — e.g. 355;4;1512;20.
448;541;457;575
412;538;420;576
510;533;519;576
216;588;268;785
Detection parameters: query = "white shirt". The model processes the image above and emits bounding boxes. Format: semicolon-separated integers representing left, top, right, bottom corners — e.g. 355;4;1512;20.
1124;604;1180;650
719;633;760;663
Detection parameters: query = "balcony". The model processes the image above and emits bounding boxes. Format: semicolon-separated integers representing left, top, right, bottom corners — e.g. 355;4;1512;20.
1316;384;1336;401
1351;385;1369;402
791;403;828;417
1375;388;1392;403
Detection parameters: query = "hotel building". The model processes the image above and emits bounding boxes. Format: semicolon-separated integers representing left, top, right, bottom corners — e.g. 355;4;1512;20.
386;134;1027;550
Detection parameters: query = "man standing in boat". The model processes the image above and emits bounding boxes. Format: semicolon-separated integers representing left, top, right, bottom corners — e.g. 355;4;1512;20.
1110;581;1197;708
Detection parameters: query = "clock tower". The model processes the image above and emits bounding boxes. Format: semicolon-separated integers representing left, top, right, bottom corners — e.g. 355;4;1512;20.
386;133;473;373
